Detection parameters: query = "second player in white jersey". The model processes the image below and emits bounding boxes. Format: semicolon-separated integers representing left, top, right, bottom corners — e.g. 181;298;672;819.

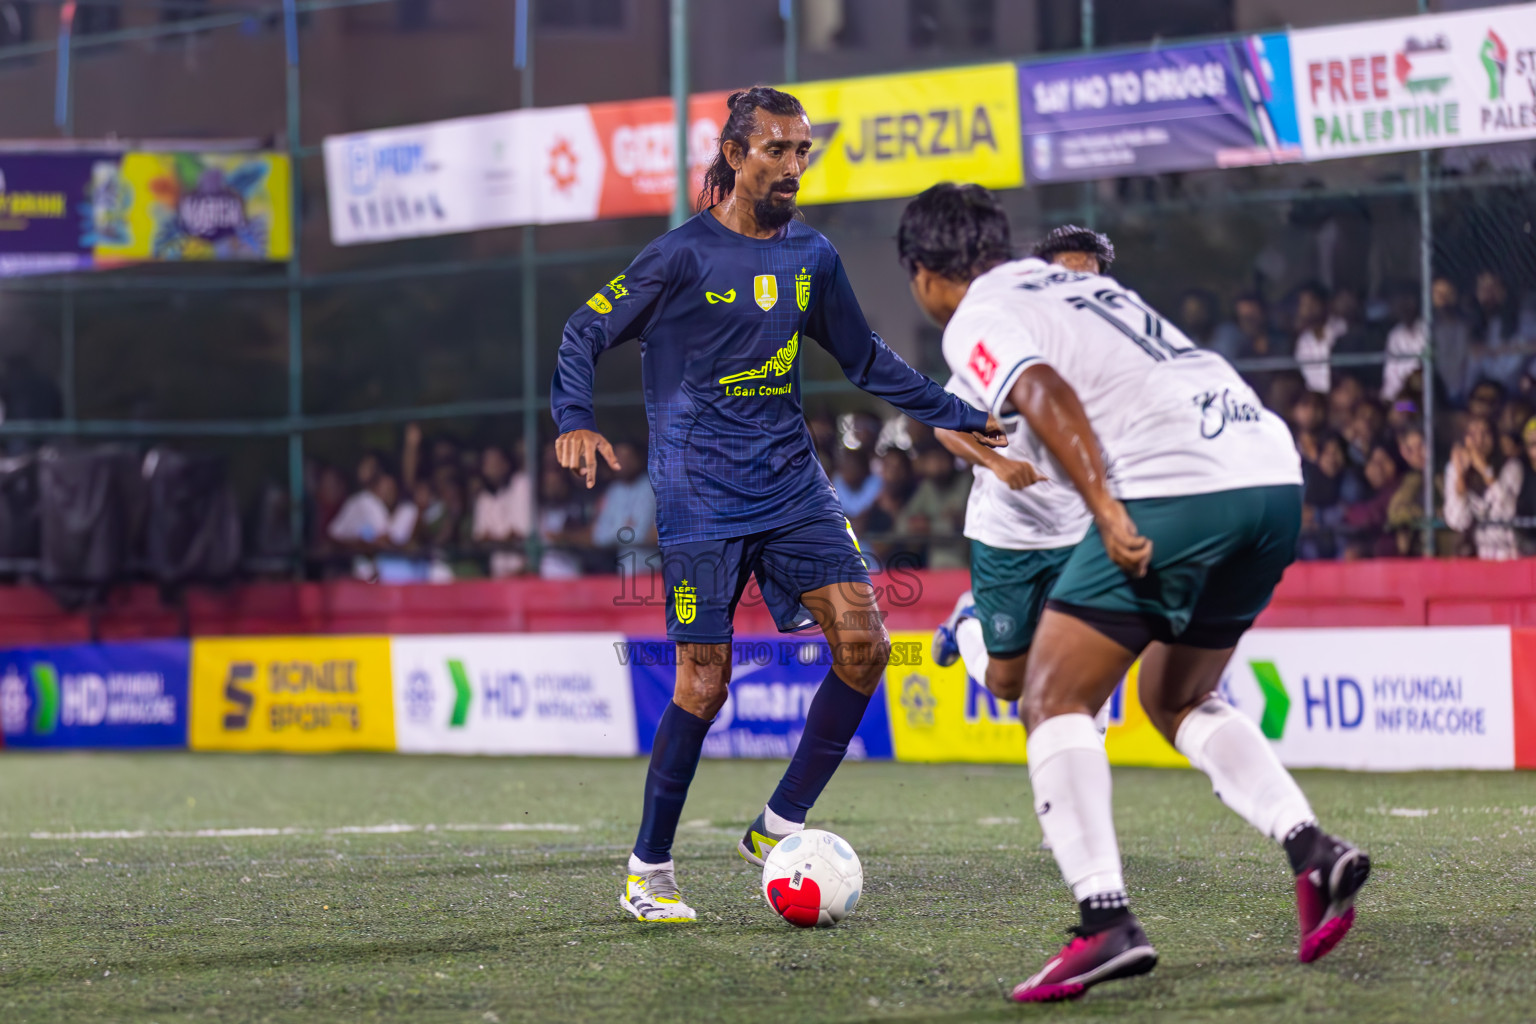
941;258;1301;499
944;374;1091;550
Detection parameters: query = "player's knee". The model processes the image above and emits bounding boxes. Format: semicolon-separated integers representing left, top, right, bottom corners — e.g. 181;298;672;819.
831;630;889;694
675;674;730;719
984;662;1025;703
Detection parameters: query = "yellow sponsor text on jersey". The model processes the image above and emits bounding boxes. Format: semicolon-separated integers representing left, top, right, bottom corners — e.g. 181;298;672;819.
706;289;737;304
790;64;1023;206
754;274;778;311
587;293;613;314
719;332;798;387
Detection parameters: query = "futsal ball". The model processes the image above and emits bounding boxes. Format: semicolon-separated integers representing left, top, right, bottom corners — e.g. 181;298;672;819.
761;829;863;928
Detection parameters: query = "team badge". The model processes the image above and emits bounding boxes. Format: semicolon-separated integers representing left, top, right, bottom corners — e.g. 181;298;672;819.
587;293;612;314
754;274;778;312
673;580;697;625
796;268;812;311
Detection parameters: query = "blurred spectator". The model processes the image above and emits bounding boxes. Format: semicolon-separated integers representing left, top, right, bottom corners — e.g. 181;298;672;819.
590;440;656;571
807;409;838;471
472;443;531;577
1516;418;1536;555
328;471;419;581
1468;269;1525;391
1293;282;1345;394
1178;289;1241;359
1292;391;1327;464
1388;425;1435;556
1229;292;1290;394
1430;276;1474;405
1343;400;1385;469
1444;414;1522;561
832;446;881;525
864;448;916;538
1299;433;1355;560
1329;285;1382;392
896;444;970;569
1341;443;1400;559
1381;281;1426;402
1467;379;1506;424
1327;376;1362;434
538;453;594;579
310;462;349;548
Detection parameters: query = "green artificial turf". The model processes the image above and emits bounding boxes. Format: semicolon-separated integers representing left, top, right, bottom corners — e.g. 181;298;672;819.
1;753;1531;1023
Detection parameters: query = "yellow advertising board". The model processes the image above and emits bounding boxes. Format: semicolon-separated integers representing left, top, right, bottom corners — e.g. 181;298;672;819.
883;631;1188;767
792;63;1023;206
93;152;293;263
189;637;395;752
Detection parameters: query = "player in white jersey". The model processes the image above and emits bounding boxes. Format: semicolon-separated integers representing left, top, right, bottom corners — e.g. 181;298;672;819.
897;184;1370;1004
930;227;1112;719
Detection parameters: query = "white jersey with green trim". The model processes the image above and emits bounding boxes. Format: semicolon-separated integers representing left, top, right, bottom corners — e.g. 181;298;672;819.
941;258;1301;500
944;374;1091;551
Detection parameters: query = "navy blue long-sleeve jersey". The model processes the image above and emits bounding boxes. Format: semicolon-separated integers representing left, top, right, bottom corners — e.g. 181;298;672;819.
550;211;989;545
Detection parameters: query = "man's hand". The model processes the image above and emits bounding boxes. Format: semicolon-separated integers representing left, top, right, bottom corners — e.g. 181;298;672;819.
556;429;621;489
987;457;1045;490
972;414;1007;449
1096;499;1152;578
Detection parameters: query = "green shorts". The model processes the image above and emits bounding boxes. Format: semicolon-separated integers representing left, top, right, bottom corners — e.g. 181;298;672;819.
970;541;1075;658
1047;484;1302;651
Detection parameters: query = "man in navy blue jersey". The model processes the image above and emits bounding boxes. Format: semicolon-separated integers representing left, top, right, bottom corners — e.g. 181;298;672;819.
551;86;1004;922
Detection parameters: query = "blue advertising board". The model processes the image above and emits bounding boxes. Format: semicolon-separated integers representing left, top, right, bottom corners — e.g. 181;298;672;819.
1018;34;1302;183
0;641;190;748
626;636;894;760
0;153;105;277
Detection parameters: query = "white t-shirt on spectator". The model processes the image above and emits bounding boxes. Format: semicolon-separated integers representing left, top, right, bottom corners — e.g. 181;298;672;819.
941;258;1300;501
473;472;532;542
328;491;417;545
1294;316;1347;394
1381;319;1426;401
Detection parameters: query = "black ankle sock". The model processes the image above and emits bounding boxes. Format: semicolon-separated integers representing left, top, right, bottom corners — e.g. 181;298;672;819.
1077;891;1131;935
1283;822;1323;874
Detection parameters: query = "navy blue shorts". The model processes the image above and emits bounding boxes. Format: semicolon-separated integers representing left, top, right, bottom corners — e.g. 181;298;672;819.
662;511;871;644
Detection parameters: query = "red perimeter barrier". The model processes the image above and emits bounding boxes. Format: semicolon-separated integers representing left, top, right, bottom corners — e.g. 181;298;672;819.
1;558;1535;644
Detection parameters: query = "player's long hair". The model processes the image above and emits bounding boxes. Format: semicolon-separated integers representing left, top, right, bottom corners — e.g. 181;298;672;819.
696;86;807;211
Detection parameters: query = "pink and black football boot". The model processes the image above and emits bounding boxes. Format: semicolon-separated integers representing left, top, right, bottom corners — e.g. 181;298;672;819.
1295;833;1371;963
1010;915;1158;1003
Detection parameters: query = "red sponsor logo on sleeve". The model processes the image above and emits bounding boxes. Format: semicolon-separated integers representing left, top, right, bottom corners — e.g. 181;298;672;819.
968;341;998;386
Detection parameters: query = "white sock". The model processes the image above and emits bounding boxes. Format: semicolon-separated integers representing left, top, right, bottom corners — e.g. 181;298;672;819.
1027;713;1125;901
1093;700;1110;737
763;804;805;834
1175;698;1316;842
956;616;991;681
628;853;674;874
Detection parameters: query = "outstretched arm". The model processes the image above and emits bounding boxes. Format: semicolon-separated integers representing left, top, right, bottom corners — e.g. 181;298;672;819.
807;254;1004;446
550;246;667;486
1009;364;1150;576
936;427;1044;489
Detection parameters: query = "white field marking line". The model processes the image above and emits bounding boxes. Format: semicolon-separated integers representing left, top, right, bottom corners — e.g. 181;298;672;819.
23;822;581;841
0;843;637;877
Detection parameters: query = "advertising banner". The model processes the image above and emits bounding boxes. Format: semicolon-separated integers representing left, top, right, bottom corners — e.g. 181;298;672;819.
1290;3;1536;160
188;637;395;753
1220;627;1515;770
392;633;637;756
1018;35;1302;183
0;153;103;277
792;63;1023;206
92;153;291;262
627;636;894;759
0;641;189;748
323;112;531;246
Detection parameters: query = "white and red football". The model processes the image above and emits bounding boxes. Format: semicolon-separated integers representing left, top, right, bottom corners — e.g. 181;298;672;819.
761;828;863;928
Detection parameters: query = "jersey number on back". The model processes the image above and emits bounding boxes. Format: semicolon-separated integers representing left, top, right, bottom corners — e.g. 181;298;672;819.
1066;289;1198;362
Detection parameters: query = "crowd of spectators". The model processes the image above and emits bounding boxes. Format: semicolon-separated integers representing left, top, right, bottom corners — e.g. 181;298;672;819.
303;266;1536;581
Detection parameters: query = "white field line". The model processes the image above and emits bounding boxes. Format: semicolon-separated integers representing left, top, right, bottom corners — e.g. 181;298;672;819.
23;822;581;840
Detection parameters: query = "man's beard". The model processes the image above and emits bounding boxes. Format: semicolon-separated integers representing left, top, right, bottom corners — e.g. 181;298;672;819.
754;189;798;230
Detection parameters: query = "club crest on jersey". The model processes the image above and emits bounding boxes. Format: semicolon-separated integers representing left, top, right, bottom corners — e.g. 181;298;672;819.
795;268;812;311
969;341;998;386
673;580;697;624
755;274;778;312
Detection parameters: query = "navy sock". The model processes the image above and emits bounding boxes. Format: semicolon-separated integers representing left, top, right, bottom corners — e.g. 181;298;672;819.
767;668;872;822
632;701;713;864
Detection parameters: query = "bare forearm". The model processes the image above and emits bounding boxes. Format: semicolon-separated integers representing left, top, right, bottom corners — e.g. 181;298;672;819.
935;427;994;469
1010;366;1112;514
